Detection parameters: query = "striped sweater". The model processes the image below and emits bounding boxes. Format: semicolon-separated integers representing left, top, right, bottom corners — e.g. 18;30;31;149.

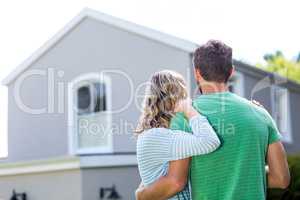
136;114;220;200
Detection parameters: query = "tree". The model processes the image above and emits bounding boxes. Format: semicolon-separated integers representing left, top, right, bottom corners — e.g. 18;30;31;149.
257;51;300;84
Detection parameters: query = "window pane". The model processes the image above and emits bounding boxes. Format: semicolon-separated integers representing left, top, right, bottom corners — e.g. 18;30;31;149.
93;82;106;112
77;86;91;114
228;84;234;93
77;113;110;149
275;88;288;133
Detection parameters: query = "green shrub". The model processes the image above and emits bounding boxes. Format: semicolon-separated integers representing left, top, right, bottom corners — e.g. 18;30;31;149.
267;154;300;200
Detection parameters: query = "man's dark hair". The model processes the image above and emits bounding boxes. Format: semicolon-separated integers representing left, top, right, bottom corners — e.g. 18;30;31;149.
193;40;233;83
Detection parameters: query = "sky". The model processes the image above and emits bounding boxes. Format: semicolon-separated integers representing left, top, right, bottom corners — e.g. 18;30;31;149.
0;0;299;157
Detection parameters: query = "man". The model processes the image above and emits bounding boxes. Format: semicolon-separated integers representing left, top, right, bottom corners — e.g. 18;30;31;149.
136;40;290;200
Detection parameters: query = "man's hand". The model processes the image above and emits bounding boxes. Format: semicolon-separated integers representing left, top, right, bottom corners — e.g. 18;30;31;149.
134;159;190;200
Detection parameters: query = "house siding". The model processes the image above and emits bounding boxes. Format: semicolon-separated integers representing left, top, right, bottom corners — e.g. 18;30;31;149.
284;91;300;153
0;169;82;200
7;83;69;162
4;17;192;162
81;166;139;200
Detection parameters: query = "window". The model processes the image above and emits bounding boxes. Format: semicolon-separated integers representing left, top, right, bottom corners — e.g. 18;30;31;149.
228;71;245;97
77;82;107;115
68;73;112;155
271;86;292;143
77;85;91;114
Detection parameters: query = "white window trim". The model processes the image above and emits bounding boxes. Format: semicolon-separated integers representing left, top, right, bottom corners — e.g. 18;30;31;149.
271;85;292;143
68;73;113;155
229;71;245;97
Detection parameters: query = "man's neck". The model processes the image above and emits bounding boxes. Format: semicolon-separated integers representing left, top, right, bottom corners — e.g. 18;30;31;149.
199;81;228;94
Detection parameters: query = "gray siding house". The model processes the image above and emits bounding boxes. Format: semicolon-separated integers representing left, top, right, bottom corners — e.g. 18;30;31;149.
0;8;299;200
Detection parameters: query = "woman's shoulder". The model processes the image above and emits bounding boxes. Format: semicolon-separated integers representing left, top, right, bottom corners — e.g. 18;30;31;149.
138;128;172;140
137;128;173;152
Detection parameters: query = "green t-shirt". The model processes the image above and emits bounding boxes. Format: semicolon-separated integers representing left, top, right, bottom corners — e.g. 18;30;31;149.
170;92;281;200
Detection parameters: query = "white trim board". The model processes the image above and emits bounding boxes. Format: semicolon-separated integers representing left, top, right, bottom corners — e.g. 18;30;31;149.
80;155;137;168
0;157;80;177
2;8;198;85
271;85;293;143
0;155;137;177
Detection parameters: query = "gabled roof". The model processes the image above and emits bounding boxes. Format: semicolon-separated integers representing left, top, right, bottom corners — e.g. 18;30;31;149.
2;8;198;85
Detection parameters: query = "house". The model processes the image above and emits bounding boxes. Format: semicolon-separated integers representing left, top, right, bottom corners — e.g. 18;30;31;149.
0;8;299;200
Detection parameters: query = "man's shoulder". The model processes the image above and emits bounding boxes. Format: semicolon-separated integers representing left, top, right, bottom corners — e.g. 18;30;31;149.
233;96;271;118
193;93;271;121
232;96;273;125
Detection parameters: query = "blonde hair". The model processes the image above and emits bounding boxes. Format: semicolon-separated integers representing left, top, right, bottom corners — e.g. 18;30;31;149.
136;70;188;133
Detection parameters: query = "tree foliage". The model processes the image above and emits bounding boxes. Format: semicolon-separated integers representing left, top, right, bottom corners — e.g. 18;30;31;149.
257;51;300;84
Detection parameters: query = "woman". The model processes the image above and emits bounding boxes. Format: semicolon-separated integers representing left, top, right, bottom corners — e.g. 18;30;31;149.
135;70;220;200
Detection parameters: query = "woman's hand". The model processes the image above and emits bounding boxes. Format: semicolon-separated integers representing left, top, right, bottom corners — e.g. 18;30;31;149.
251;99;264;108
174;98;198;119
